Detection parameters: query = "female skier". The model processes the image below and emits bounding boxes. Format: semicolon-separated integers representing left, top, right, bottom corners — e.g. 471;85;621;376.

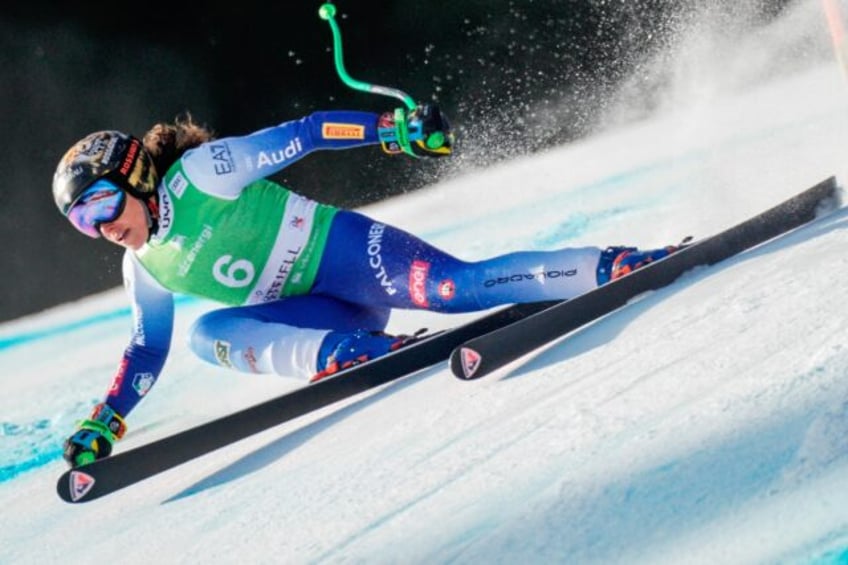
54;105;676;467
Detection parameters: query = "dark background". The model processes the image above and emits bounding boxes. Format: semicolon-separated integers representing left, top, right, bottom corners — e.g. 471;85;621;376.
0;1;792;322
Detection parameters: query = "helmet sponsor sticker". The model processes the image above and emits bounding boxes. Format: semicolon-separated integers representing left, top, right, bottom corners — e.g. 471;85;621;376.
118;139;140;178
101;136;119;164
322;123;365;140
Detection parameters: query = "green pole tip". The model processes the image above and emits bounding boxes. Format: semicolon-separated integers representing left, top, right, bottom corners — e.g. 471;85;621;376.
318;3;336;20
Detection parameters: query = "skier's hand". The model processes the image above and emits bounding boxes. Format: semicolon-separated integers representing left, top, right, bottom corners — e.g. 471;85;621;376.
409;103;453;157
63;402;127;467
378;103;454;158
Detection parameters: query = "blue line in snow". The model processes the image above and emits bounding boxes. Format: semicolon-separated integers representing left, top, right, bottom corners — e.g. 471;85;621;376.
0;295;197;352
0;449;64;483
0;308;131;351
808;546;848;565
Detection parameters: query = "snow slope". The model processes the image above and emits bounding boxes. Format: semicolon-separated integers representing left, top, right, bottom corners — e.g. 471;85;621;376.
3;4;848;564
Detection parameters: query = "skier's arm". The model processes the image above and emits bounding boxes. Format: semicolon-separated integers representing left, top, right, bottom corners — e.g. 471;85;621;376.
62;252;174;467
181;110;384;198
180;106;452;198
105;252;175;415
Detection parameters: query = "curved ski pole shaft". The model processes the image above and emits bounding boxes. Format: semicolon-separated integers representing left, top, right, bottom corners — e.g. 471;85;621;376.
318;3;416;111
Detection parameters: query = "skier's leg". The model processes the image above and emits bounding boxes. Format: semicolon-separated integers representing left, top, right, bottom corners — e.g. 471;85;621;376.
187;295;391;379
314;211;681;312
313;210;601;312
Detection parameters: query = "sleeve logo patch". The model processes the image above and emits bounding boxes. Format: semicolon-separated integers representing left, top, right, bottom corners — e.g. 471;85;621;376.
167;171;188;199
322;123;365;140
214;340;233;368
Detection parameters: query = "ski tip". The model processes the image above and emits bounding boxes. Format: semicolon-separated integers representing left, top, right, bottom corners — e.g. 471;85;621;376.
817;185;842;217
452;346;484;380
56;469;97;503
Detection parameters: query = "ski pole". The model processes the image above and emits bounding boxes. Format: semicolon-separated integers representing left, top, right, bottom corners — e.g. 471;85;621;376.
318;3;416;111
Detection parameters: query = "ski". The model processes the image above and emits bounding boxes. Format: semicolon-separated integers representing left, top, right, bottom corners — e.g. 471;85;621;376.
57;298;557;503
451;176;840;381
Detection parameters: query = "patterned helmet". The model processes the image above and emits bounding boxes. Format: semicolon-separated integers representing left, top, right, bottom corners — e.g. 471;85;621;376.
52;130;159;215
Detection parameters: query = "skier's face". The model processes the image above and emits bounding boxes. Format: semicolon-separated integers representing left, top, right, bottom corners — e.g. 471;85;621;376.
99;195;149;250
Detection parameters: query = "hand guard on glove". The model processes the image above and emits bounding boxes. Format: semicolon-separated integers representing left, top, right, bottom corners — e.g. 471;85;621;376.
378;103;454;158
63;402;127;467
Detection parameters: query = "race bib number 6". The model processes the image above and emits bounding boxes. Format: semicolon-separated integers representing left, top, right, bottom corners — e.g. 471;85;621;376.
213;255;255;288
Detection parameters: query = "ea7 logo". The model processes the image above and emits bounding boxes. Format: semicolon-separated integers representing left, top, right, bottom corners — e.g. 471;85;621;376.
209;142;235;175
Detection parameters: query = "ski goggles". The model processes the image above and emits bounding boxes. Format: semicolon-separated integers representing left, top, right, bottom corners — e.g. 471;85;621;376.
66;179;127;238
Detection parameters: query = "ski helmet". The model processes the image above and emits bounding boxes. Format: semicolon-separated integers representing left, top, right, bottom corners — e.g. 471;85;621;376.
52;130;159;216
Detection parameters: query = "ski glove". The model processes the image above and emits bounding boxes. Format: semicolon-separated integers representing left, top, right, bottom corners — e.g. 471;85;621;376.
378;103;454;158
63;402;127;467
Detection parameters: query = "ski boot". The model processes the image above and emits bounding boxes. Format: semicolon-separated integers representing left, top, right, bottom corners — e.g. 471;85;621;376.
596;238;691;285
311;328;428;383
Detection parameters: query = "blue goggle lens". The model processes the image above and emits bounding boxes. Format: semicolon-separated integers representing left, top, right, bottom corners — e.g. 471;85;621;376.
66;179;126;238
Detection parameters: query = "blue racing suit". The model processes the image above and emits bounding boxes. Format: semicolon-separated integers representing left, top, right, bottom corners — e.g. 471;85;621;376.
105;111;603;418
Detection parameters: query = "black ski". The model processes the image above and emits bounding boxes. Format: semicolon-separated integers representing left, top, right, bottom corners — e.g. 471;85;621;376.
57;298;557;503
451;176;840;380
